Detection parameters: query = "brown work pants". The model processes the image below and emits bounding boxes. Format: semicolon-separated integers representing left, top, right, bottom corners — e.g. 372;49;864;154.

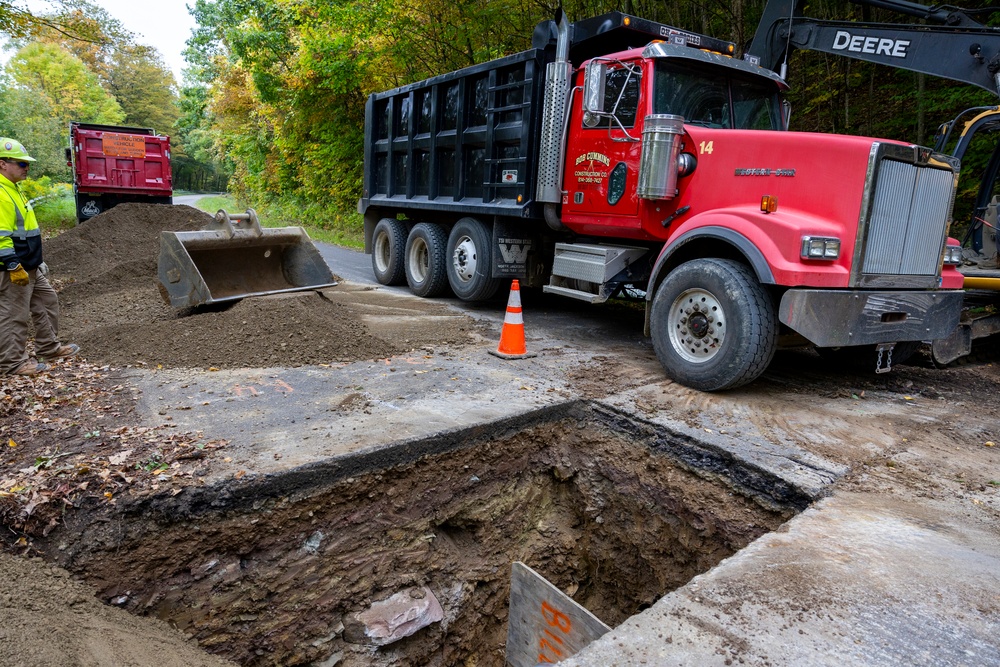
0;268;62;374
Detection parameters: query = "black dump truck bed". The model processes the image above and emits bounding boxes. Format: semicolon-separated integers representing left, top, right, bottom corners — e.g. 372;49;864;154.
358;12;737;222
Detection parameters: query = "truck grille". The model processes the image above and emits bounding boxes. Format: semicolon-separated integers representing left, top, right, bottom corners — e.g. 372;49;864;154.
861;158;954;278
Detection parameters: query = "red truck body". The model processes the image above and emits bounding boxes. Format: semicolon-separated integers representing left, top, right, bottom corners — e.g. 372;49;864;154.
556;53;965;291
68;122;173;222
359;12;966;391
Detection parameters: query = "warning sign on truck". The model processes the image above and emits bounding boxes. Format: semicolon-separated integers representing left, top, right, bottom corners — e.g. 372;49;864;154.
102;133;146;158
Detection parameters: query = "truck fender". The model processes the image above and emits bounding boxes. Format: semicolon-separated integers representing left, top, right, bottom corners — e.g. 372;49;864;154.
644;226;775;336
362;208;384;254
649;226;775;295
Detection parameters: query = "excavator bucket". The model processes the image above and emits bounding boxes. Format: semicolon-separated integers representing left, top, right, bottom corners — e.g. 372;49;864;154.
158;209;337;308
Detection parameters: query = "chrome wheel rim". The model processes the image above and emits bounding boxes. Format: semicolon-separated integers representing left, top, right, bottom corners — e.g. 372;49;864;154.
452;235;477;283
668;288;725;363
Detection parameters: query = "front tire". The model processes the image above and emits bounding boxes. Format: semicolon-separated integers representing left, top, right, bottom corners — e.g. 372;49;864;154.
371;218;408;286
405;223;450;297
650;258;777;391
446;217;502;301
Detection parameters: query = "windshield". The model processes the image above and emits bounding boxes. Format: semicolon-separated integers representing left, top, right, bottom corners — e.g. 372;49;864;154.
653;60;783;130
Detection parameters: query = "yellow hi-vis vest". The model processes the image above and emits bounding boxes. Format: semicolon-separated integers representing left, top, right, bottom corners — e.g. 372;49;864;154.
0;174;41;271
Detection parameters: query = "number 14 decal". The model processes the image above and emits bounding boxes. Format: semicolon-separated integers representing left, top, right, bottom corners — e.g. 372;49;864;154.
699;140;714;154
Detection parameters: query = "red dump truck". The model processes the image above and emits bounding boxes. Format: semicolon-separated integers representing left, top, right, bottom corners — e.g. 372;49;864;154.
67;121;172;223
359;11;966;391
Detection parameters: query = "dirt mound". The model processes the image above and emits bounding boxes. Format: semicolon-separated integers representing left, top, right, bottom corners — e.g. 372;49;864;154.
46;204;476;369
0;552;235;667
45;203;210;283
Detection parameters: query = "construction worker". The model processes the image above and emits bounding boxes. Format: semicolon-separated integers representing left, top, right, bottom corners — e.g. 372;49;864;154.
0;138;79;375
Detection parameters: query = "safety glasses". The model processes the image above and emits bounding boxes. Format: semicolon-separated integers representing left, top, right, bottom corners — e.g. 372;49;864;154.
2;160;29;168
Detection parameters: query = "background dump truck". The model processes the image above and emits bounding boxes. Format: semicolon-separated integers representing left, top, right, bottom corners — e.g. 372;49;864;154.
68;121;172;223
359;11;967;391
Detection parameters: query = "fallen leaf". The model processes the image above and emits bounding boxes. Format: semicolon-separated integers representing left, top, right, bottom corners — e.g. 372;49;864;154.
986;441;995;448
7;438;16;448
109;449;133;466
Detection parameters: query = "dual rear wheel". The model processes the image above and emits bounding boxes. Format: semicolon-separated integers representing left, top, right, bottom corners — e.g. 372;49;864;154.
370;217;501;301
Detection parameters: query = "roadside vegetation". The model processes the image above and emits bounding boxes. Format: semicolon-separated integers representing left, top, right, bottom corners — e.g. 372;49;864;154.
2;0;998;245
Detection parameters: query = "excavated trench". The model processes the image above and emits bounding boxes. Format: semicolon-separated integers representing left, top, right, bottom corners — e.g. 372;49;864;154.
44;403;812;666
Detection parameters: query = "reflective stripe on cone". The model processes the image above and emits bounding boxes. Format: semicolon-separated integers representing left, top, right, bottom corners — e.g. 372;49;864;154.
490;279;536;360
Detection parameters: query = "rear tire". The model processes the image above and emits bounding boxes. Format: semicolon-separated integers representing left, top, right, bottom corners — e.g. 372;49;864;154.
650;258;777;391
371;218;408;286
405;223;450;297
446;217;502;301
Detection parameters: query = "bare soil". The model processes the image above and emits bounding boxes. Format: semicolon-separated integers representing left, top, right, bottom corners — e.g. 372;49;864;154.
2;203;999;666
0;204;485;666
50;204;478;369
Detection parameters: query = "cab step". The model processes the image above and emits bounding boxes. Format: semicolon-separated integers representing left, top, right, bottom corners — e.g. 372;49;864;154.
543;243;648;303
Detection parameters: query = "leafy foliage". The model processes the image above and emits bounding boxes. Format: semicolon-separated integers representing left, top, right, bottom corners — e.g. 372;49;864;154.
7;42;124;124
1;0;214;184
1;41;123;178
8;0;1000;227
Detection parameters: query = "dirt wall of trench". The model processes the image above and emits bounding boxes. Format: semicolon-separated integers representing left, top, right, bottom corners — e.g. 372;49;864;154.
33;408;792;666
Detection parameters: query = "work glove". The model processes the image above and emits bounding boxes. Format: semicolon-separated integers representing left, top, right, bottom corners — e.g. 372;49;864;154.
37;262;49;278
8;263;29;286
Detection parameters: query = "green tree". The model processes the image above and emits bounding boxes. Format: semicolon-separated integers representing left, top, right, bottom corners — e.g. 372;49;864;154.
173;84;229;191
25;1;180;132
3;41;124;177
0;77;65;178
105;44;179;131
7;41;124;123
0;0;103;41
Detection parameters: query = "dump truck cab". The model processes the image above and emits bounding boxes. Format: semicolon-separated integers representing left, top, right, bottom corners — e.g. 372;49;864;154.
559;42;788;242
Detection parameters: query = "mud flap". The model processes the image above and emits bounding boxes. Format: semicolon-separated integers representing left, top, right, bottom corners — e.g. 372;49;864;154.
492;220;535;278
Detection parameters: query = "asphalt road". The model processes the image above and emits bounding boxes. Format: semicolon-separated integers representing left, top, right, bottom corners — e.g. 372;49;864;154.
315;242;378;286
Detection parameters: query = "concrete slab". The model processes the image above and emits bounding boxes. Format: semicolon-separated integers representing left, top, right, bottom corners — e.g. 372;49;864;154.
126;350;568;478
561;491;1000;666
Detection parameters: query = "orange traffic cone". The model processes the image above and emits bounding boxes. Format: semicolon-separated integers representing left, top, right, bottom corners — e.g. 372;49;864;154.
490;280;536;360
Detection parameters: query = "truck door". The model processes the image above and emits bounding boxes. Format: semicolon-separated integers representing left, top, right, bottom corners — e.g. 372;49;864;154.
563;62;645;227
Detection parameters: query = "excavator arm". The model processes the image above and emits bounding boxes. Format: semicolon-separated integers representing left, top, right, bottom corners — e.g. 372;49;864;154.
748;0;1000;95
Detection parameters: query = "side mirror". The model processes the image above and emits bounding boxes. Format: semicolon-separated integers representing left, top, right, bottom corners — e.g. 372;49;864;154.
582;61;606;127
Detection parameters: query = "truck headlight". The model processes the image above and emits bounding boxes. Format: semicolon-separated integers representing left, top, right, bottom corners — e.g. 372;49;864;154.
943;244;963;266
801;236;841;260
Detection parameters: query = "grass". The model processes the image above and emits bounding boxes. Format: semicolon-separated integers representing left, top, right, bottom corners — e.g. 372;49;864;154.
190;194;239;214
33;194;77;235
